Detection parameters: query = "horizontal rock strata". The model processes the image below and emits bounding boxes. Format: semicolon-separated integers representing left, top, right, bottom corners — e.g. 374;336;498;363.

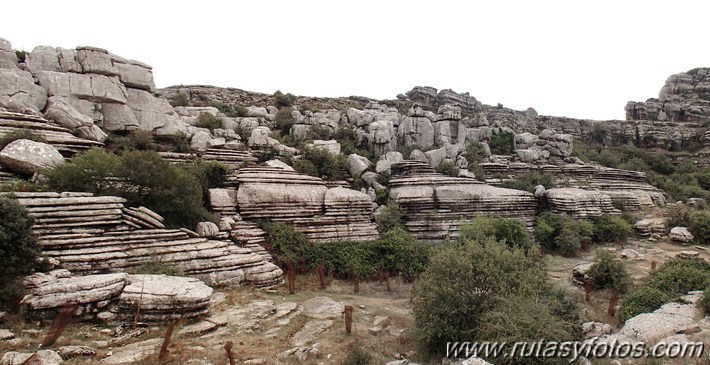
543;188;619;218
0;111;103;155
12;192;283;288
389;161;537;240
235;167;379;242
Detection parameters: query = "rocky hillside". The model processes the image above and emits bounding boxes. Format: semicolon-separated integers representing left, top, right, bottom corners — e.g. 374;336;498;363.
4;36;710;365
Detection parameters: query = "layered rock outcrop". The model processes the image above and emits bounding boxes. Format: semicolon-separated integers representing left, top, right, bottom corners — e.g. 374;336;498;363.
233;167;379;242
0;111;103;155
482;162;666;211
388;161;537;240
21;270;214;323
11;192;282;288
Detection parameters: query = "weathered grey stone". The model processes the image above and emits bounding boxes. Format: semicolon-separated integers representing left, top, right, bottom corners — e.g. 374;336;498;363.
0;329;14;340
196;221;220;238
375;151;404;175
291;320;332;346
1;350;63;365
190;130;212;151
424;147;447;168
264;159;294;171
21;271;127;310
670;227;694;243
112;59;155;92
398;116;435;148
0;68;48;113
0;139;64;175
125;88;182;133
347;154;371;177
35;70;127;104
58;345;96;360
311;140;341;155
303;297;345;319
44;96;94;129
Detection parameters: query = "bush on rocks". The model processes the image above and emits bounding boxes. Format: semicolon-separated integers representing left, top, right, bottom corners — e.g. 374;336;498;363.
536;212;593;256
0;196;40;308
587;250;630;292
459;216;533;252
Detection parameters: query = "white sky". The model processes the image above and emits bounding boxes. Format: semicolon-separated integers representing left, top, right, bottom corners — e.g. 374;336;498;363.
3;0;708;120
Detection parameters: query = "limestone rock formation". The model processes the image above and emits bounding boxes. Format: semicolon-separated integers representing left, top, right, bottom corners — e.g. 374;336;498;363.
669;226;694;243
543;188;619;218
347;153;371;177
0;139;64;175
1;350;63;365
634;218;666;237
234;167;378;242
482;162;666;211
22;269;126;311
0;112;103;155
12;192;283;288
389;161;537;240
118;275;212;322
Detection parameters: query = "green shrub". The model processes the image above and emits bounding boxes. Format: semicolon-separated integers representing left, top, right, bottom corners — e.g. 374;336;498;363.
536;213;593;256
619;259;710;321
489;130;515;155
274;90;296;108
435;161;459;177
372;227;429;280
106;130;156;153
501;171;555;192
688;210;710;244
295;147;348;181
704;286;710;315
334;127;374;161
187;159;228;205
46;149;215;228
342;347;373;365
464;141;486;165
129;257;184;276
459;216;533;252
260;221;428;279
234;105;249;117
412;239;576;356
618;286;671;321
377;202;404;232
195;113;222;131
0;196;41;309
163;131;193;153
275;107;295;135
14;50;28;63
170;92;189;107
0;130;47;150
587;250;630;292
591;215;632;243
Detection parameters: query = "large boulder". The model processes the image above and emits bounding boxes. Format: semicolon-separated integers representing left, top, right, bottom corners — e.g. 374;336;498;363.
35;70;127;104
1;350;63;365
0;37;18;69
398;116;435;148
125;88;183;133
669;226;694;243
0;139;65;175
0;68;48;113
375;151;404;175
347;154;371;177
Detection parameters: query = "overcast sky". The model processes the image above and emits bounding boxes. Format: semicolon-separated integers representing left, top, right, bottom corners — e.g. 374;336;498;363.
3;1;708;120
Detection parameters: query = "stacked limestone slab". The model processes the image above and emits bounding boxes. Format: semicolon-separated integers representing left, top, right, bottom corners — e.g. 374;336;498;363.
21;270;213;323
389;161;537;241
0;111;103;155
543;188;620;218
482;162;666;211
12;192;283;288
234;167;379;242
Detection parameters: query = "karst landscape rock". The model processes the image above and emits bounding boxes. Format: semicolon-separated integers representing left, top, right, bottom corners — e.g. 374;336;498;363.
3;35;710;365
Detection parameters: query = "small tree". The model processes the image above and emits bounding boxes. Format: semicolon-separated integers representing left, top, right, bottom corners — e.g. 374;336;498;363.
0;196;41;307
591;215;632;243
459;216;533;252
489;130;515;155
587;250;630;292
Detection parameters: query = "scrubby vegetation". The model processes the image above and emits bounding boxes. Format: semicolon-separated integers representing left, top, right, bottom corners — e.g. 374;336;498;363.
619;259;710;321
46;149;217;228
275;107;295;135
501;171;555;192
260;221;428;280
0;196;41;308
0;130;47;150
195;113;223;131
294;146;348;181
459;216;533;252
587;250;630;292
573;142;710;202
489;130;515;155
411;237;581;361
274;90;297;108
536;213;632;256
434;160;458;177
536;212;593;256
